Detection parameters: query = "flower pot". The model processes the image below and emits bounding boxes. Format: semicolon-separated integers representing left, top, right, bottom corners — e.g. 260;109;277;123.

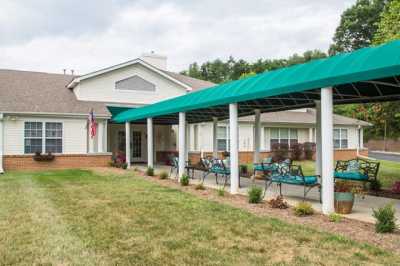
334;192;354;214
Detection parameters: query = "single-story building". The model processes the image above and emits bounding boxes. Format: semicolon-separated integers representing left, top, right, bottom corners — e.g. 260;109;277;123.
0;54;369;172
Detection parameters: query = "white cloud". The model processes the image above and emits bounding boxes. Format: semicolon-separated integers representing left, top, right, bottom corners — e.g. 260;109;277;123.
0;0;355;74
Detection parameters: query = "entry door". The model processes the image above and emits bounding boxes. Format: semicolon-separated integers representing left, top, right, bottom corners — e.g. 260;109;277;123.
131;130;147;162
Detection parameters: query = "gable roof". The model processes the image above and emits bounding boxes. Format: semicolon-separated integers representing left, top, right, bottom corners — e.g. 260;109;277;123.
160;70;215;91
238;109;371;127
0;69;110;117
66;59;196;91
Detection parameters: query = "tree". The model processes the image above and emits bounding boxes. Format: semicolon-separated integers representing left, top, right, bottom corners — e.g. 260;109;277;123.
329;0;389;55
373;0;400;44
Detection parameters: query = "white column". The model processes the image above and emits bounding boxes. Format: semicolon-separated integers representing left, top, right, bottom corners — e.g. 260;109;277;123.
356;125;361;156
308;128;313;142
321;88;334;214
315;101;322;176
125;121;131;168
104;120;108;152
253;109;261;164
178;112;186;179
185;122;189;162
98;121;104;153
147;118;154;168
229;103;239;194
212;117;218;158
0;114;4;174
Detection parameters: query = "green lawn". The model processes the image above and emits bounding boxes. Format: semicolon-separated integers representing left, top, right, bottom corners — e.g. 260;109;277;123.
0;169;399;265
249;159;400;188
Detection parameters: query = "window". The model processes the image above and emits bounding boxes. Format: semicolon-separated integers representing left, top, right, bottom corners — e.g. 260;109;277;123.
217;125;230;151
270;128;298;148
334;128;348;149
45;123;62;153
24;122;63;154
24;122;43;153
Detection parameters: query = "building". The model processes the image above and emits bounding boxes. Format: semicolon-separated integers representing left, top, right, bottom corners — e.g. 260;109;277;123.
0;54;369;172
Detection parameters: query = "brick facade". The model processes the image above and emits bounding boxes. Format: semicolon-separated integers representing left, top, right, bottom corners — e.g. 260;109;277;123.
4;153;112;171
188;149;368;165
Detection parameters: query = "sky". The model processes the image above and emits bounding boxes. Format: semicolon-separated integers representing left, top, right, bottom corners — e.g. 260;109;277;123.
0;0;355;75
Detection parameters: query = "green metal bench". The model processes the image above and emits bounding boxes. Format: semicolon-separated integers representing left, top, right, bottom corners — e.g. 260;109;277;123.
334;158;380;186
265;163;321;201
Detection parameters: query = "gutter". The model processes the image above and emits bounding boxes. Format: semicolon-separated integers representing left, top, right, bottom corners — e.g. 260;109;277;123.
0;111;111;119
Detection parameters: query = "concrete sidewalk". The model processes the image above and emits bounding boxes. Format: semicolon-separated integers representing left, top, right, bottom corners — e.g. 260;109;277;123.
133;164;400;225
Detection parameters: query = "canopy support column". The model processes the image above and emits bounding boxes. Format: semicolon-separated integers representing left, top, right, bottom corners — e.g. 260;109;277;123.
315;101;322;176
125;121;131;168
229;103;239;194
321;88;334;214
147;118;154;168
178;112;186;179
0;113;4;174
212;117;218;158
254;109;261;164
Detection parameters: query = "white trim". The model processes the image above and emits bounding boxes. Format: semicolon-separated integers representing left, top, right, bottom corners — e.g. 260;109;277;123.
178;112;186;179
125;122;131;168
1;111;111;119
23;121;64;154
229;103;239;194
67;59;192;91
147;118;154;168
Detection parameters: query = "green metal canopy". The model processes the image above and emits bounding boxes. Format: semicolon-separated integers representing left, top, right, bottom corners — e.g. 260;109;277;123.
114;40;400;124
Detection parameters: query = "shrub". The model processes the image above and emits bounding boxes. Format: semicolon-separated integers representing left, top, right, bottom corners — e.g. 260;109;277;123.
180;174;189;186
290;143;304;161
121;163;128;170
159;171;168;179
372;204;397;233
271;143;289;162
195;183;206;190
248;186;263;204
293;202;314;216
217;187;225;196
146;167;154;176
328;213;342;223
369;179;382;192
392;181;400;194
267;195;289;209
303;142;315;160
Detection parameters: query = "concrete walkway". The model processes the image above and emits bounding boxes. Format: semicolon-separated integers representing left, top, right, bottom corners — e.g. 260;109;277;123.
133;164;400;225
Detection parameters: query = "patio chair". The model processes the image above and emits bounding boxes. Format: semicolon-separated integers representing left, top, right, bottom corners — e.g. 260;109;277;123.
334;158;380;187
199;157;214;182
169;156;179;177
264;162;321;201
253;157;274;176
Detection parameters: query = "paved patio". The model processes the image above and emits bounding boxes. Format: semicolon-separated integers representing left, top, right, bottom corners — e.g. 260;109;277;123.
133;163;400;225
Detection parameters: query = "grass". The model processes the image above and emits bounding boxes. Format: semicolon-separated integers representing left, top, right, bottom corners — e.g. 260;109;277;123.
249;159;400;188
0;169;399;265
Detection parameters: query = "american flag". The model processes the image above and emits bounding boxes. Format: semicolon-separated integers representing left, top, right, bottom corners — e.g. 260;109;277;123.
88;109;97;138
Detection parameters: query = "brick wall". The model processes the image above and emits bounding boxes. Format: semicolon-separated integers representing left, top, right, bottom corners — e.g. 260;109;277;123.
188;149;368;165
4;153;112;171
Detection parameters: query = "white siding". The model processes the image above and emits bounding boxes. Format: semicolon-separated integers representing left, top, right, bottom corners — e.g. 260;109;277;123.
74;63;187;105
3;115;89;155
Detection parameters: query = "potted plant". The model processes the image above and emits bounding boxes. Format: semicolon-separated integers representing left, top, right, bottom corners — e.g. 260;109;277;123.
334;181;365;214
33;151;55;162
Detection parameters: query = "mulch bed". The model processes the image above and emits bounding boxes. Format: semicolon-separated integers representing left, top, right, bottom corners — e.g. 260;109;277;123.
368;189;400;200
91;167;400;254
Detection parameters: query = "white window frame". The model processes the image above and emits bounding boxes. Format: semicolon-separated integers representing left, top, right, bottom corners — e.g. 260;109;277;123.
269;128;298;148
334;128;348;149
24;121;63;154
217;125;230;151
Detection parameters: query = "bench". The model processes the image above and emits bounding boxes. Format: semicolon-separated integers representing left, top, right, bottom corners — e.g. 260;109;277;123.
334;158;380;186
265;163;320;201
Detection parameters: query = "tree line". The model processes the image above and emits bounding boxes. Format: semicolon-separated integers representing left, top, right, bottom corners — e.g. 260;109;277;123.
181;0;400;140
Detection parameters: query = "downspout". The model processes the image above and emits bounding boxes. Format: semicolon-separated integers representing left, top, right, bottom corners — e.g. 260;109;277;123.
357;124;361;157
0;113;4;174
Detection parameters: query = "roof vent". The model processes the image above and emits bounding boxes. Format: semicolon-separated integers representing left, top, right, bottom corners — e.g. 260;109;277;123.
140;52;167;70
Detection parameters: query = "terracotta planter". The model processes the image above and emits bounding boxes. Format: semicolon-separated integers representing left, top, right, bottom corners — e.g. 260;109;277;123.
334;192;354;214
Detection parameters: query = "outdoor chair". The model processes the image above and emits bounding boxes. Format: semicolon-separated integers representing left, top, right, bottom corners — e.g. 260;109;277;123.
169;156;179;177
253;157;274;176
334;158;380;186
199;157;214;182
264;162;321;201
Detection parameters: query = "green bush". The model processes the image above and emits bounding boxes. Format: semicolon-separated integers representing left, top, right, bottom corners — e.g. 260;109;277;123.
195;183;205;190
293;202;314;216
146;167;154;176
372;204;397;233
180;174;189;186
369;179;382;192
121;163;128;170
328;213;342;223
159;171;168;179
217;187;225;196
248;186;263;204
